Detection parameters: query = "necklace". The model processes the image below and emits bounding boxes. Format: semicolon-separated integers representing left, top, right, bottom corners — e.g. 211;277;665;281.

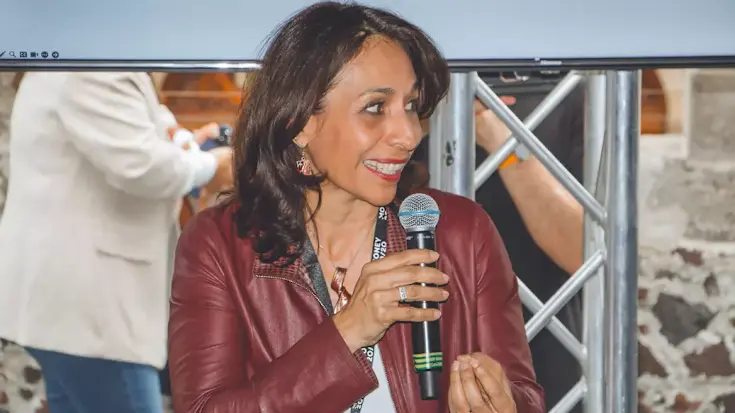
309;219;376;312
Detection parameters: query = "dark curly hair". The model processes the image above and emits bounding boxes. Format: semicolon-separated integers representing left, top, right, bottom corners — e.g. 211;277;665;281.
229;1;449;265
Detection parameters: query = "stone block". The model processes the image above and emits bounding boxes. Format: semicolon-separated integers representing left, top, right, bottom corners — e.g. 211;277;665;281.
688;69;735;162
652;293;714;346
638;342;667;377
648;160;735;242
682;166;735;242
702;273;719;296
672;247;704;266
683;342;735;377
638;135;689;250
21;367;42;385
713;393;735;412
671;393;701;412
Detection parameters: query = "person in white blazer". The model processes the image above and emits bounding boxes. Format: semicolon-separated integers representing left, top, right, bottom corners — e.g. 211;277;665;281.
0;72;232;413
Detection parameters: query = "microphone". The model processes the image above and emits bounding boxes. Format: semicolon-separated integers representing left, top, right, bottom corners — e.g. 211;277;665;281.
398;193;442;400
199;124;233;151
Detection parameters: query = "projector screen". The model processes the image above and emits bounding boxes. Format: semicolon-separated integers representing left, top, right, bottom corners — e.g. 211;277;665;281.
1;0;734;70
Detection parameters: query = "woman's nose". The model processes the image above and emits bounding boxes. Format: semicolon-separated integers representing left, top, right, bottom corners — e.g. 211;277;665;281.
386;112;421;150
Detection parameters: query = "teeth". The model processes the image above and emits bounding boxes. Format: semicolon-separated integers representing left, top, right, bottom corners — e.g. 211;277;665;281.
364;160;406;175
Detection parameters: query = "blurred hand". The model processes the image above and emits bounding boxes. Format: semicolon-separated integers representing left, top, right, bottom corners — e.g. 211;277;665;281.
192;122;220;146
449;353;517;413
202;146;234;195
167;122;220;150
474;97;515;154
167;126;181;141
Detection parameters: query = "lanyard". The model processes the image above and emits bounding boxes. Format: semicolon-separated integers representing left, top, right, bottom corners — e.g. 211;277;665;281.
302;206;389;413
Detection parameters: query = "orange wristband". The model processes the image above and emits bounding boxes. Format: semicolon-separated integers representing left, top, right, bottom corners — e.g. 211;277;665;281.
499;153;520;169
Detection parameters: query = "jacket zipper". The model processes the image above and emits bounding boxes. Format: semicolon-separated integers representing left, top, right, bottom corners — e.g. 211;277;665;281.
253;274;329;314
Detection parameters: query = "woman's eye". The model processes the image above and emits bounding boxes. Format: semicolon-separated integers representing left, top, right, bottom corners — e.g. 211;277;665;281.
405;99;418;112
365;102;383;114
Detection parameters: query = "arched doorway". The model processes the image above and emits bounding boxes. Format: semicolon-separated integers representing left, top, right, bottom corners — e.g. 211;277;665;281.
641;69;668;135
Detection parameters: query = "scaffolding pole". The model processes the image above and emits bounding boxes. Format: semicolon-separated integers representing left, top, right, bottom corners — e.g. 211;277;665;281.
429;69;640;413
603;70;640;413
582;72;608;413
436;72;476;199
428;98;447;190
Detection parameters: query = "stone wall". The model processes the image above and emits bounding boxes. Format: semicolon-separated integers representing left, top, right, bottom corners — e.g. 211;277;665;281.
637;69;735;412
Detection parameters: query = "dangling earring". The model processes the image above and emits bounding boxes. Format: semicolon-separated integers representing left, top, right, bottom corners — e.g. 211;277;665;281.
296;150;312;176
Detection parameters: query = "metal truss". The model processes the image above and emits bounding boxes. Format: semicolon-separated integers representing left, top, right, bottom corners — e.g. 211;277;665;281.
429;70;640;413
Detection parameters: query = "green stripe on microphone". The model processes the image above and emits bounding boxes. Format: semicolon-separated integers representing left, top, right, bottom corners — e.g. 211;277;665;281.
413;352;443;371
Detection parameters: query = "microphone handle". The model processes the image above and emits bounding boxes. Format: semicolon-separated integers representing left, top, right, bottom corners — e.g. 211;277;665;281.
406;229;442;400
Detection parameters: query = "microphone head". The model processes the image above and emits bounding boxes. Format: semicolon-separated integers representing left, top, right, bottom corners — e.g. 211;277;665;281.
218;124;233;146
398;193;440;233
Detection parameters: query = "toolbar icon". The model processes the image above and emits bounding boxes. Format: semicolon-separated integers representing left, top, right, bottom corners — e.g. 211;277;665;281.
8;51;16;58
52;51;59;58
0;51;5;58
41;51;48;58
19;51;27;58
30;52;37;58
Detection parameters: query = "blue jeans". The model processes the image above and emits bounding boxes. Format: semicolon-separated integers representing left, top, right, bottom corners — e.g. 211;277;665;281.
26;348;163;413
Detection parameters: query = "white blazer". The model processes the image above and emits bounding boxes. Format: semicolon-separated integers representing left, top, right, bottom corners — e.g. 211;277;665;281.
0;72;200;368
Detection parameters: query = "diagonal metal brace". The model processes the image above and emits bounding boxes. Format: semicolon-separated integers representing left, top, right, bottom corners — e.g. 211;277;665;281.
518;280;586;362
474;72;583;189
526;250;605;340
549;380;586;413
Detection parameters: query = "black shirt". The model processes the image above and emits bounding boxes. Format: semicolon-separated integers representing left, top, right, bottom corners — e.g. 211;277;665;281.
413;83;585;411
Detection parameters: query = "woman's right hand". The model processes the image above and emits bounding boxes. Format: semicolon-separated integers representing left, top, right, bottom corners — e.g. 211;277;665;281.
333;249;449;353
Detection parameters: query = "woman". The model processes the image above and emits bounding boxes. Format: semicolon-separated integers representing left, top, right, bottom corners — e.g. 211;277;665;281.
168;2;544;412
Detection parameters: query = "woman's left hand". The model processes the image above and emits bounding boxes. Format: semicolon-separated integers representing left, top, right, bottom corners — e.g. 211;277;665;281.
448;353;517;413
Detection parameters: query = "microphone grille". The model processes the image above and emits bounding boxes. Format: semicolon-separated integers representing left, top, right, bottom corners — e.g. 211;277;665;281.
398;193;440;232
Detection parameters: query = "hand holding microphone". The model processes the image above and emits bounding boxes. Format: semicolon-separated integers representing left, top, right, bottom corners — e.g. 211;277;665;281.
332;249;448;353
333;194;447;401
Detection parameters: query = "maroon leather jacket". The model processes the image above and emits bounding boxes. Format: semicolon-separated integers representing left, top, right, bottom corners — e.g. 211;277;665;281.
168;189;544;413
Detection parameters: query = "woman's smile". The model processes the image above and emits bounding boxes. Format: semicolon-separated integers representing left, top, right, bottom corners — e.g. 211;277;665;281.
363;158;408;182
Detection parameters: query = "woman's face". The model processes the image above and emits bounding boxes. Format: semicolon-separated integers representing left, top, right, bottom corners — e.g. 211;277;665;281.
299;37;423;207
